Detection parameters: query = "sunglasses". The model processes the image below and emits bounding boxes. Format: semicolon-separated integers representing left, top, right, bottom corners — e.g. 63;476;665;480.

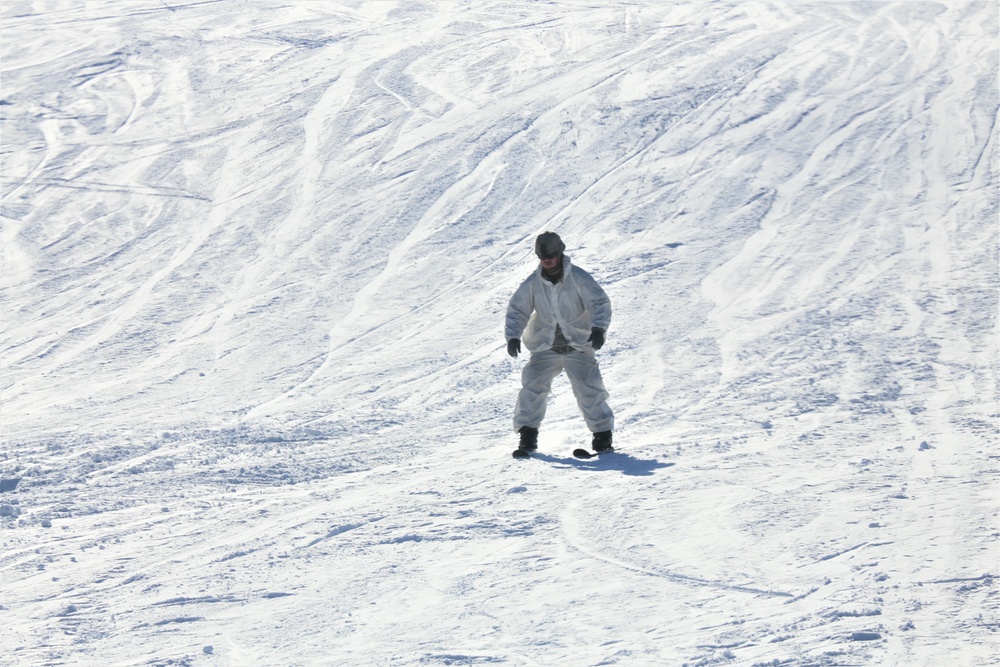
537;252;560;260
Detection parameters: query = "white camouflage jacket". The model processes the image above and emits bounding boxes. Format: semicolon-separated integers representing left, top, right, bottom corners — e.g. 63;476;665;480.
505;256;612;353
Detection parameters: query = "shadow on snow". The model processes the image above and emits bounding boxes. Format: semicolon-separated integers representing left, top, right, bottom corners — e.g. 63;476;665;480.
529;451;675;476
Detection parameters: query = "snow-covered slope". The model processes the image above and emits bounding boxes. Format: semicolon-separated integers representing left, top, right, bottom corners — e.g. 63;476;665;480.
2;1;997;665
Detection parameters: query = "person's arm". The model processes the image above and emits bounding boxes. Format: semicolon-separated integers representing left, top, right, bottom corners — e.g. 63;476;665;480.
505;279;534;354
582;273;611;332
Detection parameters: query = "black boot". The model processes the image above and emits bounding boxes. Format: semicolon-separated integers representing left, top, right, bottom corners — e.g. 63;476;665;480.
518;426;539;452
592;430;613;453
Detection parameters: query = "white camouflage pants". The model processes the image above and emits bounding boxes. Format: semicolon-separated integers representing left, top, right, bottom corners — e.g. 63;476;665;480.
514;348;614;433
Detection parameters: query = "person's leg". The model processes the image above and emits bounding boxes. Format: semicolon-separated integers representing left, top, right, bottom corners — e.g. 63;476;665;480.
563;350;614;434
513;349;565;432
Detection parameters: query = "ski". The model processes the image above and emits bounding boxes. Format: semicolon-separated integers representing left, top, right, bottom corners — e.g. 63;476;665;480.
513;448;614;459
573;447;614;459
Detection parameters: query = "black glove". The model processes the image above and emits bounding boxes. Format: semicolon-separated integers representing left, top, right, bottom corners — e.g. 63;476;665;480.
507;338;521;358
588;327;606;350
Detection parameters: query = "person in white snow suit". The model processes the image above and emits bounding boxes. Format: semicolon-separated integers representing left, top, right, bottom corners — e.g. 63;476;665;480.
505;232;615;454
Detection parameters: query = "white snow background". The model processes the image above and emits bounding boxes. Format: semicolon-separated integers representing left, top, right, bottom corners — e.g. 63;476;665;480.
1;1;998;665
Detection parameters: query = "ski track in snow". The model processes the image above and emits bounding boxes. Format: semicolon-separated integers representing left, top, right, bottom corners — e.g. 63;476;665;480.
1;1;997;666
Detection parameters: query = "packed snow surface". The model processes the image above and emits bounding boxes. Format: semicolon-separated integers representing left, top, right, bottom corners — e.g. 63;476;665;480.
2;1;998;665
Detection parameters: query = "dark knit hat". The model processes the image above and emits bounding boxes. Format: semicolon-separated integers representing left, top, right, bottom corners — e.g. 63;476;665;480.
535;231;565;258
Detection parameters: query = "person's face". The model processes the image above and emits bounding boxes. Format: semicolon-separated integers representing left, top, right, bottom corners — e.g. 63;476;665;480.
538;252;561;271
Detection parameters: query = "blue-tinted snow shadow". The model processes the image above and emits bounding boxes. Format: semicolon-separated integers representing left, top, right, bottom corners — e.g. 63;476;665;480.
530;452;675;476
